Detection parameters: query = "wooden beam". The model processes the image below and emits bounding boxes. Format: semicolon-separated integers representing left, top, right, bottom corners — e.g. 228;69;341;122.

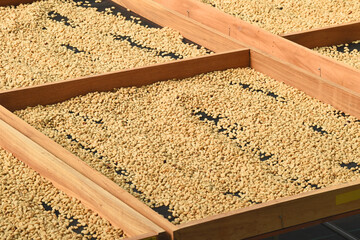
250;50;360;119
0;105;177;237
110;0;244;52
0;0;36;6
248;208;360;240
152;0;360;93
0;49;250;111
0;119;165;238
174;180;360;240
126;232;160;240
282;21;360;49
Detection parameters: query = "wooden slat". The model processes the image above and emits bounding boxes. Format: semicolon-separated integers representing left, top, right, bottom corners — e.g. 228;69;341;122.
174;180;360;240
126;232;159;240
248;208;360;240
250;50;360;119
0;119;165;238
0;105;177;237
110;0;244;52
0;49;249;111
282;21;360;49
153;0;360;93
0;0;36;6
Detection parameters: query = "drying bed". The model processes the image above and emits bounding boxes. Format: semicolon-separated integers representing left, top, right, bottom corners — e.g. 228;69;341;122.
1;0;360;239
0;148;126;239
0;0;208;90
199;0;360;35
2;49;360;240
13;66;360;226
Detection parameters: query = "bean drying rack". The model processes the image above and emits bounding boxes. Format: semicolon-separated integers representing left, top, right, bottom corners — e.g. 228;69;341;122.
1;0;360;239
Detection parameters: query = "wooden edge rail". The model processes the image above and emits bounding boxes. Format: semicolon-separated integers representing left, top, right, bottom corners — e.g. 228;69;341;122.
0;118;165;238
0;49;250;111
250;50;360;119
0;0;36;6
173;180;360;240
126;232;160;240
281;21;360;49
248;208;360;240
152;0;360;93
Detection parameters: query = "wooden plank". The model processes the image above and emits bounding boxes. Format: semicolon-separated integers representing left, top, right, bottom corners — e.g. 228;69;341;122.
250;50;360;119
0;49;249;111
152;0;360;93
0;119;165;238
0;0;36;6
126;232;160;240
0;105;177;237
248;208;360;240
110;0;244;52
282;21;360;49
174;180;360;240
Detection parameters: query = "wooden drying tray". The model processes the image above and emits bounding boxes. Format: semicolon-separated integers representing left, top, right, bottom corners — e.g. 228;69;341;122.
1;0;360;239
2;49;360;240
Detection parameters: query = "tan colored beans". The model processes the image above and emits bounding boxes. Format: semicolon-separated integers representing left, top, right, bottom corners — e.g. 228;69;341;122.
314;40;360;70
16;68;360;224
0;0;208;90
0;148;125;239
200;0;360;35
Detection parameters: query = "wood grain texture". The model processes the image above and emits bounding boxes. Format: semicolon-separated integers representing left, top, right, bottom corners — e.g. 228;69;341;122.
174;180;360;240
0;105;176;236
110;0;244;52
0;0;36;6
125;232;159;240
0;119;165;237
251;50;360;119
282;21;360;49
153;0;360;93
248;209;360;240
0;49;249;111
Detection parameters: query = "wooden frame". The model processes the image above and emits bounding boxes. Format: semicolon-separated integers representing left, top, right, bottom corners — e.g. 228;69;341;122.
1;0;360;239
2;49;360;240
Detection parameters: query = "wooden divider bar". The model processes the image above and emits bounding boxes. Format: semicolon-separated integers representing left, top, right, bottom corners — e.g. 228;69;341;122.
173;180;360;240
250;50;360;119
282;21;360;49
0;118;165;238
153;0;360;93
0;49;249;111
126;232;160;240
248;208;360;240
0;0;36;6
